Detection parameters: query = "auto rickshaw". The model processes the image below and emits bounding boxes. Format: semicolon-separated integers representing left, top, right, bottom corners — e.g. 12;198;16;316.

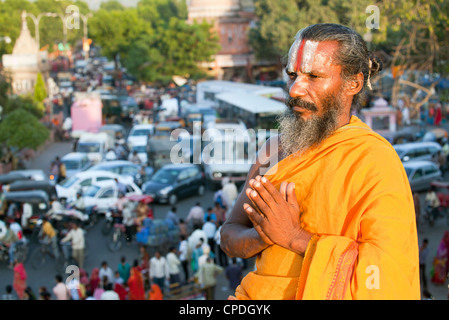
8;179;58;199
3;190;50;241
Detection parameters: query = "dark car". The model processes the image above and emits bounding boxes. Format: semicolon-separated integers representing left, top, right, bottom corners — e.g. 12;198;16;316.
142;163;206;205
86;160;154;187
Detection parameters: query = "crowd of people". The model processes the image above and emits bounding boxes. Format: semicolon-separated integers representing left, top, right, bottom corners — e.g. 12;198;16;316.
0;177;246;300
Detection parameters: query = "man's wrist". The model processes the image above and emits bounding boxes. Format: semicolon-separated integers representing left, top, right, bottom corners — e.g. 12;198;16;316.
289;229;314;256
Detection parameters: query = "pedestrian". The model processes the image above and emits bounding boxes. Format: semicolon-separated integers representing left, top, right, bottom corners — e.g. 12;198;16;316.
39;216;59;259
1;285;16;300
149;250;169;293
114;178;127;195
186;202;204;231
148;283;163;300
165;206;180;227
419;238;429;290
58;159;67;183
127;264;146;300
190;238;203;275
204;207;217;226
50;160;60;183
100;282;120;300
202;215;217;255
213;201;226;225
194;257;224;300
118;256;131;284
130;150;142;165
413;192;422;234
99;261;115;285
166;246;182;289
221;177;238;211
431;231;449;285
12;259;27;300
178;235;189;283
89;267;101;293
2;220;20;268
61;221;85;269
23;286;36;300
220;23;420;299
53;274;69;300
178;218;188;238
214;222;229;268
225;258;243;292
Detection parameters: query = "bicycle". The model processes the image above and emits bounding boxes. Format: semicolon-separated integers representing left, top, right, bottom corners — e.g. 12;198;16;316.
108;220;126;252
29;239;64;272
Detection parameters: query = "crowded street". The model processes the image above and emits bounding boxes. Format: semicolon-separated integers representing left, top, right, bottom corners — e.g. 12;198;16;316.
0;0;449;303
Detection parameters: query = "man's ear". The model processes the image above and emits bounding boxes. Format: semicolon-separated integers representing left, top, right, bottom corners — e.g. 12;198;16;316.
344;72;364;97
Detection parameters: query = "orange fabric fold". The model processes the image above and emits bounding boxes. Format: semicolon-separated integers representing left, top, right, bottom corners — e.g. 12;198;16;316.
235;116;420;300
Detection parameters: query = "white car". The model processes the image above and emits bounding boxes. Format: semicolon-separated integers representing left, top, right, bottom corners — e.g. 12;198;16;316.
82;179;142;214
127;124;155;149
55;170;133;201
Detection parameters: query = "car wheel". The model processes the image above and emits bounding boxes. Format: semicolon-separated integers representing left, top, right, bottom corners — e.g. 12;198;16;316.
168;194;177;206
198;184;205;196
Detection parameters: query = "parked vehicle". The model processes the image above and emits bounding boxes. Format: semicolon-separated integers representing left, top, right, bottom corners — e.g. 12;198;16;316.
142;163;206;205
86;160;153;187
55;170;134;201
8;180;58;199
75;132;114;164
127;124;155;149
393;141;442;163
82;179;142;215
3;190;50;240
60;153;92;179
403;160;443;193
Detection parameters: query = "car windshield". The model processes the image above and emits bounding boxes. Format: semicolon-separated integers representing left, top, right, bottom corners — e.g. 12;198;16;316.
131;129;151;137
60;176;79;188
84;185;101;197
77;142;100;153
150;169;180;184
132;145;146;153
63;160;81;170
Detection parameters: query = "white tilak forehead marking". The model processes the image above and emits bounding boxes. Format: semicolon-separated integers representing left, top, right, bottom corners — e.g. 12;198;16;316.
287;38;319;74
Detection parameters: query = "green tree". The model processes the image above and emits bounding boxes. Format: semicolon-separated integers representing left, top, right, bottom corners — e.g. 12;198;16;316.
249;0;385;63
33;72;47;103
0;108;49;150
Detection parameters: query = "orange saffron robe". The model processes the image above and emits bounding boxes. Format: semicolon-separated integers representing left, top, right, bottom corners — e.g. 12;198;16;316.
235;116;420;300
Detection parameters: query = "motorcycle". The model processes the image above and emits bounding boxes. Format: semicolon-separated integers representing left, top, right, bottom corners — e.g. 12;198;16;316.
0;220;29;264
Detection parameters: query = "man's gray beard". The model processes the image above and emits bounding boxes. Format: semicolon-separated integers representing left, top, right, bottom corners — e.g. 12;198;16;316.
277;101;341;157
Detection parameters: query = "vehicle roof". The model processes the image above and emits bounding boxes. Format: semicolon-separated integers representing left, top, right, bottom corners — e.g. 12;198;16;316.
393;141;442;149
131;124;155;130
4;190;49;203
158;163;200;170
402;160;439;168
61;152;89;160
89;160;139;168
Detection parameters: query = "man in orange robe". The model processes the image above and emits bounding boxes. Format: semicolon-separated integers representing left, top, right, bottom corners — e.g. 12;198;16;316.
220;23;420;300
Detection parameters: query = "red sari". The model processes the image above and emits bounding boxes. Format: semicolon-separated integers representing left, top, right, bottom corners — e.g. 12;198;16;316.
127;267;145;300
89;268;101;292
13;262;27;300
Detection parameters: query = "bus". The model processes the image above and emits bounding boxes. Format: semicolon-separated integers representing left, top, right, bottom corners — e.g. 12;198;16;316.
196;80;284;105
214;91;286;130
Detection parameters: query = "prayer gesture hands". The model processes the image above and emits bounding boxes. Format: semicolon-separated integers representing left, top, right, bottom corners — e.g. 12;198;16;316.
243;175;312;255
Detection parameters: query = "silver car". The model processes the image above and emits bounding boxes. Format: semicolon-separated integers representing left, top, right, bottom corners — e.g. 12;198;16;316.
403;160;443;192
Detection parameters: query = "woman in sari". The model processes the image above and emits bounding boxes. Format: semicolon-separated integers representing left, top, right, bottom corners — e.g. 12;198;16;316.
431;231;449;284
13;260;27;300
148;283;163;300
89;268;101;293
128;267;146;300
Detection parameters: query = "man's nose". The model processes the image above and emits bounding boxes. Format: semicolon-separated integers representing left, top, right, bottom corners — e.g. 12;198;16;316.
288;75;308;98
